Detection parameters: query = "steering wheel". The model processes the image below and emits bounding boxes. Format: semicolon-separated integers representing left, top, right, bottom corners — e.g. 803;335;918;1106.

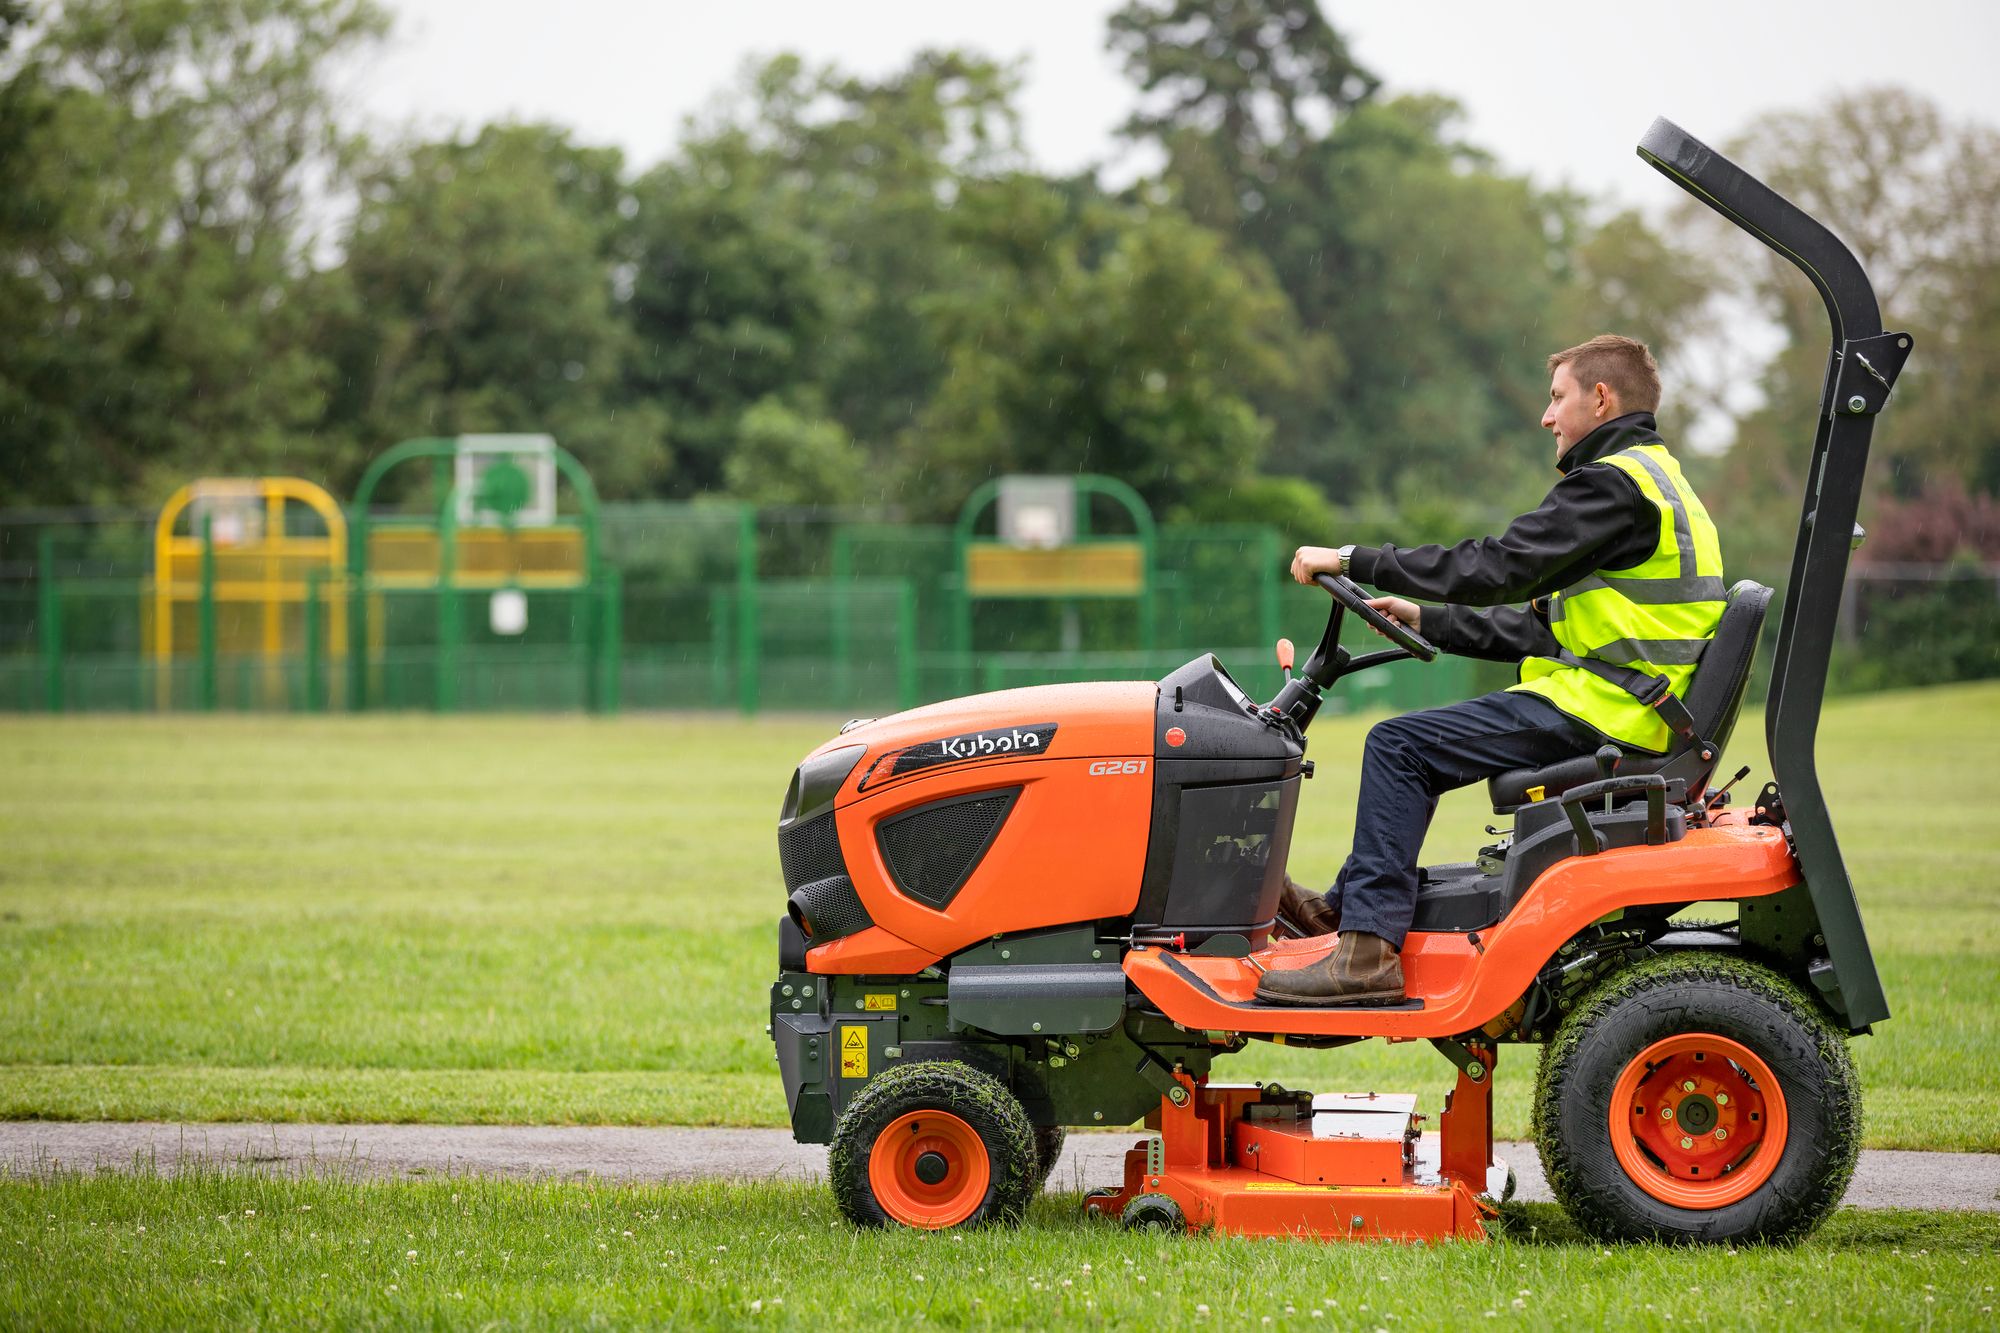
1314;572;1438;662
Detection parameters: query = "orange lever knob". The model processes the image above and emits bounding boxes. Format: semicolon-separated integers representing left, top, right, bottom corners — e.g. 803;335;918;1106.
1275;637;1295;672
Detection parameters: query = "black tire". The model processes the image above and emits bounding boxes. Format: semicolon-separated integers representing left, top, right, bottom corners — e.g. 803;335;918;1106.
1032;1124;1068;1190
828;1060;1038;1230
1534;951;1860;1245
1121;1192;1185;1233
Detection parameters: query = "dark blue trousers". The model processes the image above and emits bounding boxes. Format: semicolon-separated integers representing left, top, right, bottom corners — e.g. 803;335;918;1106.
1328;689;1596;947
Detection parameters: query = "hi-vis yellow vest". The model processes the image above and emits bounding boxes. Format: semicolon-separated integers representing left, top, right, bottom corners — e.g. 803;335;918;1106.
1511;444;1726;753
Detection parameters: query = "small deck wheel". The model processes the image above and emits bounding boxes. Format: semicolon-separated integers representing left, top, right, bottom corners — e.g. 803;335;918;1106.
828;1061;1037;1230
1121;1192;1186;1233
1534;951;1859;1244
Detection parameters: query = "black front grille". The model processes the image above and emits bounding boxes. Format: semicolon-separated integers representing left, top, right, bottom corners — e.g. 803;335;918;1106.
877;788;1020;909
779;812;870;944
779;813;846;891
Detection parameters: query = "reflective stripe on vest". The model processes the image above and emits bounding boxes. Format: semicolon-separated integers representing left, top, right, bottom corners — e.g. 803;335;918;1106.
1510;444;1726;752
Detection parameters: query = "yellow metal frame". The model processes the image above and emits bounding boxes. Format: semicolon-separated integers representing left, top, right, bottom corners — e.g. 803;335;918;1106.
151;477;349;705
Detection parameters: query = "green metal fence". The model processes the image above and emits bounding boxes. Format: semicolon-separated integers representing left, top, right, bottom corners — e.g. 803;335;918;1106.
1;504;1476;717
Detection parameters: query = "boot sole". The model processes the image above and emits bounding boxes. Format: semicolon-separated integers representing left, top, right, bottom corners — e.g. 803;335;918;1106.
1251;985;1407;1008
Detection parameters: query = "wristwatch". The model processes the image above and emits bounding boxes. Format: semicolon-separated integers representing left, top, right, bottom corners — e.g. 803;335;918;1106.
1336;543;1356;572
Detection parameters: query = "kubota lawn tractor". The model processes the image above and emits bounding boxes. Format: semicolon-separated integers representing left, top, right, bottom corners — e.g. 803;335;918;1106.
766;118;1909;1244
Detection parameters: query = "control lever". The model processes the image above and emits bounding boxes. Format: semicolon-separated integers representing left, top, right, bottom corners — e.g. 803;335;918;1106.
1275;637;1295;681
1706;765;1754;810
1594;744;1623;815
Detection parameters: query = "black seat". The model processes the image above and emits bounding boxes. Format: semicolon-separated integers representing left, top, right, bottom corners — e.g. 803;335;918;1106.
1486;580;1774;813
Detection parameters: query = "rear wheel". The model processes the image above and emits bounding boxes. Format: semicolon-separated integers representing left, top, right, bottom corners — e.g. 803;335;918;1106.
829;1061;1038;1230
1534;951;1859;1244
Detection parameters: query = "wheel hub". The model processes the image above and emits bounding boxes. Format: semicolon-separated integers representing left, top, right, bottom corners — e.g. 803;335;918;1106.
1675;1092;1718;1134
866;1111;993;1229
1610;1032;1790;1209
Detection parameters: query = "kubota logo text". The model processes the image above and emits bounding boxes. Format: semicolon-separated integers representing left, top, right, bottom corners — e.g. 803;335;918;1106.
858;723;1060;790
938;728;1045;759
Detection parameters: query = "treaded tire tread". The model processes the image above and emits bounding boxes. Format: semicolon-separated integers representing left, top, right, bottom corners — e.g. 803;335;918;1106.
1032;1124;1067;1190
828;1060;1038;1230
1533;951;1860;1245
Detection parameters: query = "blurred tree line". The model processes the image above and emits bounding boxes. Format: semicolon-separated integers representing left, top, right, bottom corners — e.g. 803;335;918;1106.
1;0;1996;683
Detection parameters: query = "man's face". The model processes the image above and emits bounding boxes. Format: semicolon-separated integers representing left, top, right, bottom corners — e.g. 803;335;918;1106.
1541;364;1612;461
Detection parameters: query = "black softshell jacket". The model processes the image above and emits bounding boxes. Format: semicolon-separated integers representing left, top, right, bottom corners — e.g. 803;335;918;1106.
1343;413;1668;663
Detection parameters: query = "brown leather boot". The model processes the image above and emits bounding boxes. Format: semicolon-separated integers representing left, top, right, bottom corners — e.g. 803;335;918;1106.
1254;931;1406;1007
1275;875;1339;938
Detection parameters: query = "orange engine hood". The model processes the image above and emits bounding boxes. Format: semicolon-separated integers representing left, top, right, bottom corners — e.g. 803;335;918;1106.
801;680;1158;809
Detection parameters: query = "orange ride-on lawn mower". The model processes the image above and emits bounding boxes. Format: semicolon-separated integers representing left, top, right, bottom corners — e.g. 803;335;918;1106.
766;118;1909;1245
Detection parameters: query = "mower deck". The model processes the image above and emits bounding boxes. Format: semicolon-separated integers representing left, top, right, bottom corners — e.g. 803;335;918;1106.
1087;1058;1501;1241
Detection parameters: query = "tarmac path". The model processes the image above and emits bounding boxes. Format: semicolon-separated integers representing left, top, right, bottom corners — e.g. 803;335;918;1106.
3;1122;1997;1213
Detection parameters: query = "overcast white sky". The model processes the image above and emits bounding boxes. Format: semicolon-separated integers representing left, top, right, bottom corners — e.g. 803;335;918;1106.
355;0;2000;218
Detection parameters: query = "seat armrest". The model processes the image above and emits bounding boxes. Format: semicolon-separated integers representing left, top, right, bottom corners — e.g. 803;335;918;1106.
1487;754;1604;813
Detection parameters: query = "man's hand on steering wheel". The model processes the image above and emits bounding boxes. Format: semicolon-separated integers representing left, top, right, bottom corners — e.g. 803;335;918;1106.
1365;596;1421;640
1290;545;1345;584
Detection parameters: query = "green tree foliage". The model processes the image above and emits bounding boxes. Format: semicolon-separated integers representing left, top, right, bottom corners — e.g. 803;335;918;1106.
724;397;862;508
0;0;387;504
910;179;1298;519
317;123;669;497
1109;0;1376;228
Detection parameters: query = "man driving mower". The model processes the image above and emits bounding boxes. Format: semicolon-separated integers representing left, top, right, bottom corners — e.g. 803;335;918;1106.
1260;333;1726;1007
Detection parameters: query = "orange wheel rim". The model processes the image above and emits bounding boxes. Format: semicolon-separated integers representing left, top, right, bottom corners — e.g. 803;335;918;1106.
868;1110;991;1228
1609;1032;1789;1209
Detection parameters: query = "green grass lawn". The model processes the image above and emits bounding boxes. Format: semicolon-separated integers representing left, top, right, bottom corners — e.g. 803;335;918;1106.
4;1170;1997;1330
1;682;1997;1150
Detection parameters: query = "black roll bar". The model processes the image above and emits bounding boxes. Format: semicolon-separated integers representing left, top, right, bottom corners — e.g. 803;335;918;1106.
1638;118;1911;1031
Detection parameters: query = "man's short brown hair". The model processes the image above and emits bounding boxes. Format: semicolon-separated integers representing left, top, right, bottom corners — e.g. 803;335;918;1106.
1547;334;1661;413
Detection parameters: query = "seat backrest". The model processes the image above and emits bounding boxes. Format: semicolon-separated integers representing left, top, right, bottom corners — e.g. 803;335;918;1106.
1484;579;1773;813
1673;579;1774;781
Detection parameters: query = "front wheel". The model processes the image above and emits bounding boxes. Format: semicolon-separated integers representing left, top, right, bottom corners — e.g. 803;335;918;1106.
829;1061;1039;1230
1533;951;1860;1244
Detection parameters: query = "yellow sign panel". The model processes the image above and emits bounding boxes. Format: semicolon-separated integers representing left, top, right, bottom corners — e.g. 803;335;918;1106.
839;1025;869;1079
864;994;897;1012
368;527;588;589
965;542;1144;597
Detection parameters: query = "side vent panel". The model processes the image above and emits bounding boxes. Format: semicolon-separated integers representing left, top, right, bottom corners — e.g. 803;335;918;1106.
877;787;1022;910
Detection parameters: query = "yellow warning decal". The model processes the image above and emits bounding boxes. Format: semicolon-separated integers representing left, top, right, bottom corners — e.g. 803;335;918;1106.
839;1025;869;1079
864;994;897;1012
